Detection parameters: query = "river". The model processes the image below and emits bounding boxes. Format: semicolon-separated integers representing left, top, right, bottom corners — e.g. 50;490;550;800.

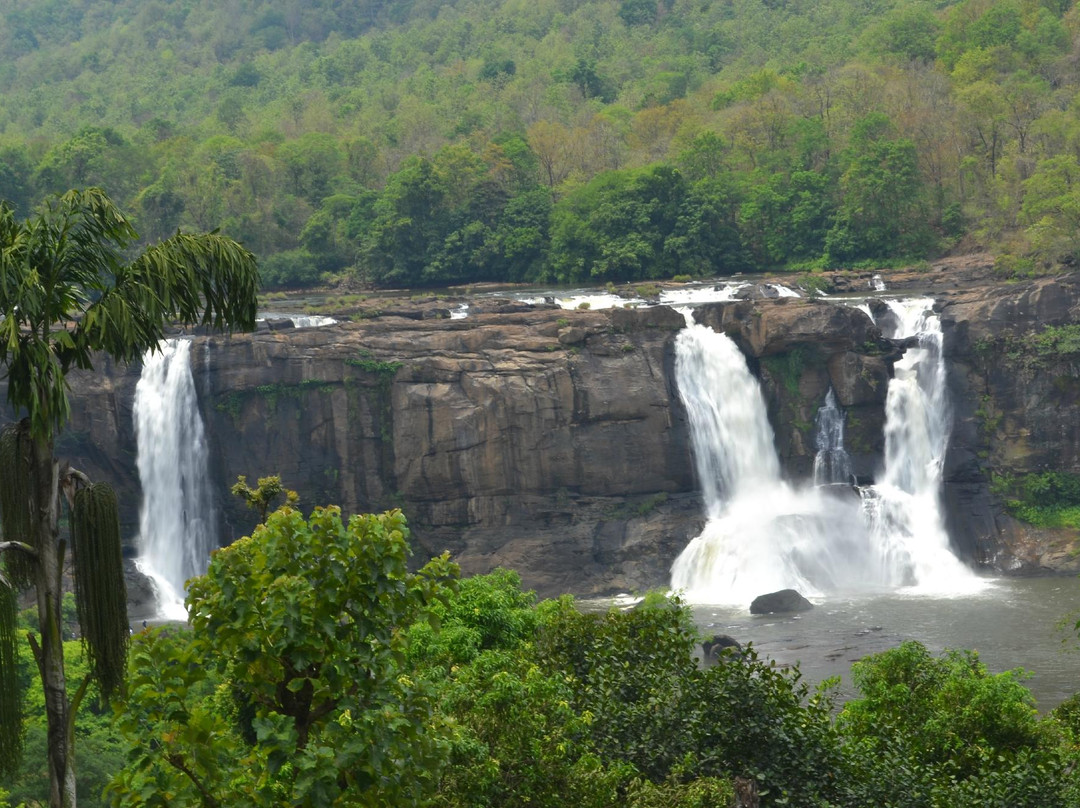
688;575;1080;711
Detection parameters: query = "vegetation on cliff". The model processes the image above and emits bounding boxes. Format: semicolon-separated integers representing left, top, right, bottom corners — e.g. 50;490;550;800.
1;0;1080;287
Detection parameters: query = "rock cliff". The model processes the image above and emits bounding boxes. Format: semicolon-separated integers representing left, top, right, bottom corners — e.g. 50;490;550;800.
30;270;1080;599
939;273;1080;572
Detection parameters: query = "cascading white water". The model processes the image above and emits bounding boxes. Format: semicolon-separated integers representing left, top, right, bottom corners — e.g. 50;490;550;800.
675;322;781;518
859;299;975;593
813;388;852;486
670;324;871;603
133;339;216;620
671;300;980;605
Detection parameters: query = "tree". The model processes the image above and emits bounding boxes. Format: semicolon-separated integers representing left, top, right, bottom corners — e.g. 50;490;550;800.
547;164;687;283
110;507;457;807
0;188;259;808
1019;154;1080;261
230;475;299;524
825;113;933;262
836;640;1071;805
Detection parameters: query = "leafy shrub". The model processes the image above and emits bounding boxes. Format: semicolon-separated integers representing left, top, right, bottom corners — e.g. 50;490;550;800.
536;595;843;806
408;568;539;670
836;641;1073;806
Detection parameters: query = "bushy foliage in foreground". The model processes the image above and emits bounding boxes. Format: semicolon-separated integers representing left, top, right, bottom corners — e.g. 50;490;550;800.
64;507;1079;807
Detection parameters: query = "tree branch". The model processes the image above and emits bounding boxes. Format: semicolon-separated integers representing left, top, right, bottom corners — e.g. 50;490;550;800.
27;631;44;680
67;674;92;741
165;753;222;808
0;540;37;558
65;466;91;486
59;464;92;511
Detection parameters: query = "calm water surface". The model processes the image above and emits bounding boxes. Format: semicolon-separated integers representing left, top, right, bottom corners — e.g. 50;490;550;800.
686;576;1080;710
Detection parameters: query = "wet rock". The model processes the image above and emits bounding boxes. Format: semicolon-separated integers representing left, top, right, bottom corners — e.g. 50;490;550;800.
124;559;160;622
258;318;296;332
694;298;882;357
734;283;781;300
750;589;814;614
702;634;744;660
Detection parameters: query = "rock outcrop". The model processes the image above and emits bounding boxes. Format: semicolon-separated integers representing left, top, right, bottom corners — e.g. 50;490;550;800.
939;273;1080;571
749;589;814;614
50;307;704;598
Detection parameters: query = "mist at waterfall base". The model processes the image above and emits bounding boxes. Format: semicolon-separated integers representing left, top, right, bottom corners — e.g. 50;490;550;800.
133;339;216;621
670;299;985;606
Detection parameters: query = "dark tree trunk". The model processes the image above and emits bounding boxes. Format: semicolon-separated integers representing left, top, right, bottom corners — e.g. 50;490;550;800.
30;434;77;808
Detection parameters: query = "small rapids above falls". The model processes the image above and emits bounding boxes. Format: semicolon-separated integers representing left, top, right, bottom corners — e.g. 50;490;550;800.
670;300;983;606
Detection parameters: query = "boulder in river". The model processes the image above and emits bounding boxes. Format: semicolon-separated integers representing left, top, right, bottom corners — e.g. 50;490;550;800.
750;589;814;614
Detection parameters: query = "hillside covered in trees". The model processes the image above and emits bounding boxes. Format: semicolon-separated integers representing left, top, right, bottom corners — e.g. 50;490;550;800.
1;0;1079;287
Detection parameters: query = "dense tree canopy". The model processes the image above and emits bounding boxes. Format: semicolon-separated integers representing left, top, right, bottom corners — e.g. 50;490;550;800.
110;507;456;807
0;0;1078;287
100;514;1080;808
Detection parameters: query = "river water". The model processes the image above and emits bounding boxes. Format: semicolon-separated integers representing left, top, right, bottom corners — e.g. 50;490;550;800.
689;575;1080;711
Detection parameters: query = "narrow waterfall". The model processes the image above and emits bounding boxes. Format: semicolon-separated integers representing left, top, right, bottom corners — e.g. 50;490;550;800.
860;300;976;592
133;339;216;620
671;301;979;605
813;388;852;486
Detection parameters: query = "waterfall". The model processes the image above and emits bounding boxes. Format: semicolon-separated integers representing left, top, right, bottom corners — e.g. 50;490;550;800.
813;389;852;486
287;314;337;328
670;301;979;605
133;339;216;620
675;323;781;518
859;299;975;593
670;325;868;603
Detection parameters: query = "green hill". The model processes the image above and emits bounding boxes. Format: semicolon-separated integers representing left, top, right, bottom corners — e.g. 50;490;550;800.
0;0;1077;287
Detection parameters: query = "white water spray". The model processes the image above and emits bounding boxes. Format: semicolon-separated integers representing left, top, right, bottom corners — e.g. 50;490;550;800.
671;300;979;605
133;339;216;620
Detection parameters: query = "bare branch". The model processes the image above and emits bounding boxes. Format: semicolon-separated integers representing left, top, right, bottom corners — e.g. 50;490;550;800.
0;540;37;558
59;464;93;511
65;467;91;487
68;674;92;738
27;632;44;679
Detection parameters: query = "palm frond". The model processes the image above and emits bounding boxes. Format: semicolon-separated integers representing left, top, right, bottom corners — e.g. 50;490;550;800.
71;482;129;701
0;420;36;588
0;578;23;779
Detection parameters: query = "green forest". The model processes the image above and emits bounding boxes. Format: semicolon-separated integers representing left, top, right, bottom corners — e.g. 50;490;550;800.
2;0;1080;288
5;506;1080;808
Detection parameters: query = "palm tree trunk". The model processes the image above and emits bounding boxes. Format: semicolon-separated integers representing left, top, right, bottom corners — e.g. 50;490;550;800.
30;434;77;808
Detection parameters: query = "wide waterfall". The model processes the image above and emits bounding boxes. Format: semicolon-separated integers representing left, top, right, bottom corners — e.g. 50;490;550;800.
670;299;979;605
133;339;216;620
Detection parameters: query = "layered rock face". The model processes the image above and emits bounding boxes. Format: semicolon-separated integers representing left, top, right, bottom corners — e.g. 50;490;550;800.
940;273;1080;572
202;306;708;596
40;271;1080;597
52;307;704;597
